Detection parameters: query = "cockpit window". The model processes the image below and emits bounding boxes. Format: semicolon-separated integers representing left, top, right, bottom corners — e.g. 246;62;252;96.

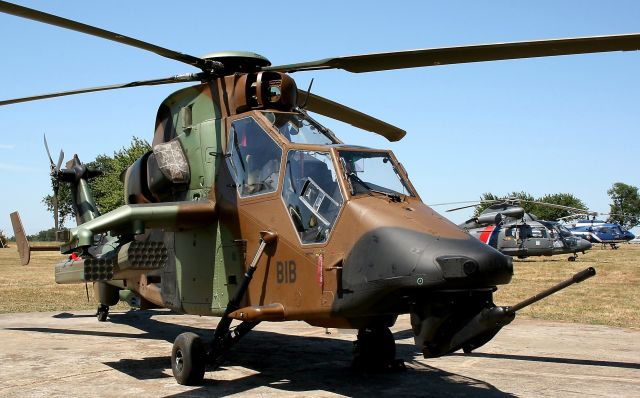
529;228;548;238
338;151;414;198
557;224;573;237
262;112;338;145
282;150;343;244
227;117;282;197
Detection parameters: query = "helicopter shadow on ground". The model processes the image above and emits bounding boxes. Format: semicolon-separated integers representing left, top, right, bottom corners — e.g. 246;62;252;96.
107;312;516;397
52;312;105;319
6;310;205;342
104;340;515;398
7;310;513;397
450;352;640;370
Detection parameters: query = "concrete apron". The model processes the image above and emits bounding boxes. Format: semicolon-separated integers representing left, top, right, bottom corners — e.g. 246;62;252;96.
0;310;638;397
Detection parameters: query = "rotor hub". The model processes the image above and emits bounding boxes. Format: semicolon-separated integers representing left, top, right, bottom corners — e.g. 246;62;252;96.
200;51;271;75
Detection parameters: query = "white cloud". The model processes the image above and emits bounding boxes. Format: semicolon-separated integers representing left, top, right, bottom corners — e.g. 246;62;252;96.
0;144;15;150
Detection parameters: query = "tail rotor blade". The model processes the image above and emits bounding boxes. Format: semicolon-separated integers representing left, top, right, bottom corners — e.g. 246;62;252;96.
56;149;64;171
43;134;62;229
43;134;55;167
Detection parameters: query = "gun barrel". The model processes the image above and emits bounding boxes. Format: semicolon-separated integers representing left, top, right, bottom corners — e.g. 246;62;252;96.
508;267;596;313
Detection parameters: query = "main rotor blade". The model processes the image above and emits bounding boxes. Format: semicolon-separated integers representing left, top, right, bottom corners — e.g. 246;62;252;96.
446;203;485;212
0;1;208;70
266;34;640;74
0;73;202;106
429;200;488;207
432;199;504;212
523;200;587;213
298;90;406;141
43;134;54;167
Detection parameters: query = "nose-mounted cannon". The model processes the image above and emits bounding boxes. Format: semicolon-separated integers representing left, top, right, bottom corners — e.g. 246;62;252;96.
411;267;596;358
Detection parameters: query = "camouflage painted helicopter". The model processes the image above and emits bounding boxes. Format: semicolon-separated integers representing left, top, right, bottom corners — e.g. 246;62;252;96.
4;1;632;386
447;201;593;261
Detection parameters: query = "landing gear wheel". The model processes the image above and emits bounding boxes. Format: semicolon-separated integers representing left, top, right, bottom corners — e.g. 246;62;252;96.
171;332;206;386
568;256;576;262
96;304;109;322
352;326;402;371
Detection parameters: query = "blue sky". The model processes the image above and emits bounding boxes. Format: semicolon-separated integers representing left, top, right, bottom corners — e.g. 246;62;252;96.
0;0;638;236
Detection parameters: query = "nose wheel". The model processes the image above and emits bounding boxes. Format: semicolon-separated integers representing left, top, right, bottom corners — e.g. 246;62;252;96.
352;326;404;371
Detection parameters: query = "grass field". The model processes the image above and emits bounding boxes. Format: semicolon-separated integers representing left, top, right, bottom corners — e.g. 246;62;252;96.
494;244;640;329
0;243;638;329
0;244;128;313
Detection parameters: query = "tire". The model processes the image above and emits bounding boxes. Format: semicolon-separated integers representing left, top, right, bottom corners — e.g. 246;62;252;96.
171;332;206;385
96;304;109;322
353;326;395;370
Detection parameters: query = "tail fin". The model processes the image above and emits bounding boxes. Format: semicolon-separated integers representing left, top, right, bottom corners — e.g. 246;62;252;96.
10;212;31;265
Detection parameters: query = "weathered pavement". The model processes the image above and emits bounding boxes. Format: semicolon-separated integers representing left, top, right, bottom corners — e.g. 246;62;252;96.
0;311;638;397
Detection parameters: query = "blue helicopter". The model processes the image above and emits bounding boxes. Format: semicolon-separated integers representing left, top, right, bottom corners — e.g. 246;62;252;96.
566;217;635;249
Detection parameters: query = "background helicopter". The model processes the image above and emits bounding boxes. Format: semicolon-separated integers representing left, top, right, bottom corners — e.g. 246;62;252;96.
443;200;593;260
0;1;630;386
563;215;636;249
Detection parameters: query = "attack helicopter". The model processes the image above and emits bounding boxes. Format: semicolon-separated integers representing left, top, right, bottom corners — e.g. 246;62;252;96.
449;200;593;261
3;1;633;386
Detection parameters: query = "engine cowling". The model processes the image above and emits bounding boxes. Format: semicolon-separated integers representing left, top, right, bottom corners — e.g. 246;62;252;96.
123;139;191;204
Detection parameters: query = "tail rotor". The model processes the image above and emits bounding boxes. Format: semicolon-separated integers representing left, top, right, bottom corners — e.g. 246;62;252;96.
43;134;64;230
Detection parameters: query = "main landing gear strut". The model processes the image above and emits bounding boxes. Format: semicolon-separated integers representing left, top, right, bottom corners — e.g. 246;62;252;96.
94;282;120;322
171;231;277;385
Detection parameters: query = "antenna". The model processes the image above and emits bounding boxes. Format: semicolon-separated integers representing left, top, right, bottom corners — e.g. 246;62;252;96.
299;78;315;109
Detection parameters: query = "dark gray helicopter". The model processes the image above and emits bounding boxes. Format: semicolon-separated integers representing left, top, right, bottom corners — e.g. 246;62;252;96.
447;201;593;261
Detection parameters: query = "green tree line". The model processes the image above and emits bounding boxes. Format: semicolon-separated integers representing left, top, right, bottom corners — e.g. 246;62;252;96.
607;182;640;230
472;191;588;220
472;186;640;230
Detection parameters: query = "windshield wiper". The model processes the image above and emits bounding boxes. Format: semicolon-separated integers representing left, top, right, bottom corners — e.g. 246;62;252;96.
348;173;401;202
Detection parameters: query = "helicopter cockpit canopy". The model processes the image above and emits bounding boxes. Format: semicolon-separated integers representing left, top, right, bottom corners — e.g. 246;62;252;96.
556;224;574;238
227;116;283;197
338;150;415;199
282;150;343;244
262;111;339;145
227;110;416;244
